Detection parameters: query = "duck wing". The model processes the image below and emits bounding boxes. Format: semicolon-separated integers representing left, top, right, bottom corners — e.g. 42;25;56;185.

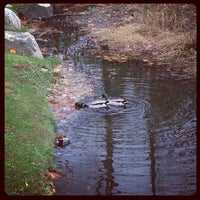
88;103;108;108
107;99;128;106
107;101;125;106
90;100;108;105
87;100;108;108
110;98;125;102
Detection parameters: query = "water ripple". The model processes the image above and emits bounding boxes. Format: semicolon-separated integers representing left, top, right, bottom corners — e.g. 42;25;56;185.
48;20;197;195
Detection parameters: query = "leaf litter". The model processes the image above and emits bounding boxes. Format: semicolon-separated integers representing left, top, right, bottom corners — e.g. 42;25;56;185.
47;62;94;125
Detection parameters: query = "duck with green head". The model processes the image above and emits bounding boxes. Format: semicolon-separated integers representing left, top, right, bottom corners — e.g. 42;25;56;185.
102;92;128;107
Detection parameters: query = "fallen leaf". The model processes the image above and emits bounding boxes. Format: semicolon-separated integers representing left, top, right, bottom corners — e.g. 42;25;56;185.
166;67;171;72
142;59;149;62
49;172;61;179
63;7;69;11
48;99;59;104
10;48;16;54
147;62;154;66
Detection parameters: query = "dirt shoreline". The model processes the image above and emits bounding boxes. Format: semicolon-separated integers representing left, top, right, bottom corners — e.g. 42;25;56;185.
22;4;196;79
82;4;196;79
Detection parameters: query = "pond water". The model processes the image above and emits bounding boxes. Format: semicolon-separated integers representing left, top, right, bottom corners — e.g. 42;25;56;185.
40;16;196;195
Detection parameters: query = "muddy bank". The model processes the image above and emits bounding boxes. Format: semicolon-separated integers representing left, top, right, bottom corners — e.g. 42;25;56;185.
47;63;94;127
22;4;196;79
82;4;196;78
52;4;197;79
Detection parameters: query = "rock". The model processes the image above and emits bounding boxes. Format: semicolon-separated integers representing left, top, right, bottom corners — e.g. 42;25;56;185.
5;4;13;9
5;8;21;30
24;4;53;19
52;4;66;9
5;31;43;58
27;29;36;34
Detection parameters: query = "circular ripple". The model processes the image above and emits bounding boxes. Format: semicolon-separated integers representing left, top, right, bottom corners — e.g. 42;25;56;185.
52;24;196;195
37;16;196;195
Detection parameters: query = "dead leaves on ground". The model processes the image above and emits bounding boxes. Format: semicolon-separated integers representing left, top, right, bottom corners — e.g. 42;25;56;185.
13;63;27;70
47;64;94;122
103;55;129;62
49;171;61;179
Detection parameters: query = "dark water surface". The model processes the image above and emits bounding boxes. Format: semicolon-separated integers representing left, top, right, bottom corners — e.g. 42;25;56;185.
40;16;196;195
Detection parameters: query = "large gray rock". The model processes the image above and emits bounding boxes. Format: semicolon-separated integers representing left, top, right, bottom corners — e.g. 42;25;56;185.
24;4;53;19
5;31;43;58
5;8;21;30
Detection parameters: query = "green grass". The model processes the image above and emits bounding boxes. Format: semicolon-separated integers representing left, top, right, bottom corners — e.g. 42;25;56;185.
5;52;59;195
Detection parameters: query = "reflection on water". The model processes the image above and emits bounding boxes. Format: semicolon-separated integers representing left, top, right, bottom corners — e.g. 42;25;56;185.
42;17;196;195
53;59;196;195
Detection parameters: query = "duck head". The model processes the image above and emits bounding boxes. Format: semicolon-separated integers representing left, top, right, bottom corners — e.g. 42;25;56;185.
75;102;89;109
54;138;63;147
102;92;109;100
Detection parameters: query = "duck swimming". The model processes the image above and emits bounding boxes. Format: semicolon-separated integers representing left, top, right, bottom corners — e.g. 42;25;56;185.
102;92;128;107
75;93;127;109
54;134;70;147
75;102;89;108
75;100;109;109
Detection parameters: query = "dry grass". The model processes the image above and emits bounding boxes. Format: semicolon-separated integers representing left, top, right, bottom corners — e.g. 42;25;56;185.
89;4;196;77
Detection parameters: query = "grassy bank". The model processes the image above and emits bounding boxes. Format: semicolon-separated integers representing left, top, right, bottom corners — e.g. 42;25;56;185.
5;52;59;195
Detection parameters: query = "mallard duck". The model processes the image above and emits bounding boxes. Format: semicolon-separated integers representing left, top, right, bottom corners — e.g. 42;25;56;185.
54;134;70;147
75;102;89;109
75;100;109;109
62;137;70;146
102;92;128;106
